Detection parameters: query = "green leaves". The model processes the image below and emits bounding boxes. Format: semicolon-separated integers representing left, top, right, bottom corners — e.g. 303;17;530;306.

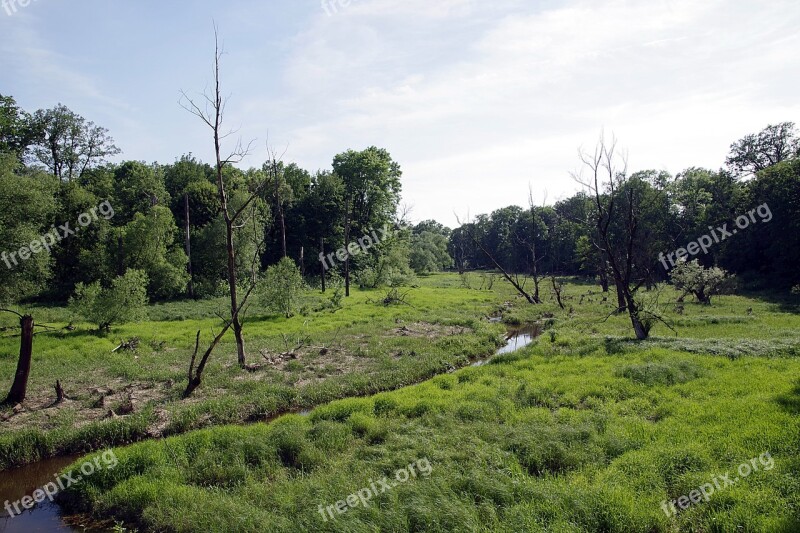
260;257;305;318
69;270;149;331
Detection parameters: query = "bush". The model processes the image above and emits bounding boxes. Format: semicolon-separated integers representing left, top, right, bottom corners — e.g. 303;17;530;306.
69;270;149;331
261;257;304;318
325;272;345;310
355;266;380;289
669;260;735;304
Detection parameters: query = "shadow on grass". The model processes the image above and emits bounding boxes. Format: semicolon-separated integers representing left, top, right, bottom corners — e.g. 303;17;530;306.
737;288;800;314
777;380;800;415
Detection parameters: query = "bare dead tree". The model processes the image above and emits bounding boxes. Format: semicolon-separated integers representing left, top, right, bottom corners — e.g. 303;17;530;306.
516;186;547;303
265;143;289;259
397;202;414;226
343;194;351;297
185;329;221;398
179;26;265;368
551;277;566;310
571;134;652;340
185;203;265;396
451;210;470;275
456;215;540;304
2;310;33;406
184;192;194;298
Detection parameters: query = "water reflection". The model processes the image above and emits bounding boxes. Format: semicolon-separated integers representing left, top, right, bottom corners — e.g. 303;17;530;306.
472;323;543;366
0;455;108;533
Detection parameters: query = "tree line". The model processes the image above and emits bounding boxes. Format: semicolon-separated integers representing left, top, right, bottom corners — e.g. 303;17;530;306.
0;93;456;309
2;89;798;316
449;124;800;297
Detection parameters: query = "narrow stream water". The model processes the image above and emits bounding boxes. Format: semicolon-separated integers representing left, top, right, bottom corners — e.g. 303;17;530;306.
472;323;543;366
1;323;541;531
0;454;98;533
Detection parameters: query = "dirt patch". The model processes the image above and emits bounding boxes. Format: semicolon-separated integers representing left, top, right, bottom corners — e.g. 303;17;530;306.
0;379;170;432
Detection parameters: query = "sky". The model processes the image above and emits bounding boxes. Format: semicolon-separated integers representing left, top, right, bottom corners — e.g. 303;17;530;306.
2;0;799;227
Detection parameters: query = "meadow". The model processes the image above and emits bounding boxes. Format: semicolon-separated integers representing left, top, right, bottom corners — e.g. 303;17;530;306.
2;273;800;531
0;275;503;470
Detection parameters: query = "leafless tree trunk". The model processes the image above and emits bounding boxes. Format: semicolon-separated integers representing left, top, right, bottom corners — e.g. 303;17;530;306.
185;260;260;397
344;196;351;297
184;192;194;298
180;26;262;367
551;277;566;310
614;282;627;312
266;153;288;258
53;380;65;405
520;187;545;303
3;313;33;406
116;233;125;276
320;237;326;293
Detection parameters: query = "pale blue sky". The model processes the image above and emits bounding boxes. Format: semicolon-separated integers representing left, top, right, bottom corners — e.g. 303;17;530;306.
2;0;799;226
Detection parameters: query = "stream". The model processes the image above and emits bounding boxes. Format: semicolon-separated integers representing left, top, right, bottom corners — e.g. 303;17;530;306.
0;454;109;532
472;322;543;366
0;322;541;532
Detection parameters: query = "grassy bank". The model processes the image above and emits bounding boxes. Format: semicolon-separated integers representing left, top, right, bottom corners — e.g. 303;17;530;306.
40;275;799;532
60;336;800;531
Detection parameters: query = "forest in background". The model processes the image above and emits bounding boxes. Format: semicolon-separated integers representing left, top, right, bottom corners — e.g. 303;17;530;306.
1;93;799;313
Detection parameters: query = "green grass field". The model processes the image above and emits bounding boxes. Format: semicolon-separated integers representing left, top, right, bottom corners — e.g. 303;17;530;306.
3;274;800;531
0;276;503;470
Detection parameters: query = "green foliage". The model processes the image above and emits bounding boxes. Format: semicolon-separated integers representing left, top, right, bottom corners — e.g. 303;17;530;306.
28;103;120;182
735;159;800;288
0;94;36;158
1;98;797;306
69;269;149;331
333;147;402;234
261;257;305;318
726;122;799;176
323;271;345;311
0;157;58;301
410;227;453;274
112;162;170;224
121;206;189;299
58;319;800;532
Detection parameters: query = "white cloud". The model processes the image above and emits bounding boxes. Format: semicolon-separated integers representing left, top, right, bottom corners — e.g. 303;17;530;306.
2;0;798;227
269;0;800;226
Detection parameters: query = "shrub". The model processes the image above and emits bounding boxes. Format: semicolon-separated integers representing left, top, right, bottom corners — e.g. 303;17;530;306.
260;257;304;318
669;260;735;304
69;270;149;331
